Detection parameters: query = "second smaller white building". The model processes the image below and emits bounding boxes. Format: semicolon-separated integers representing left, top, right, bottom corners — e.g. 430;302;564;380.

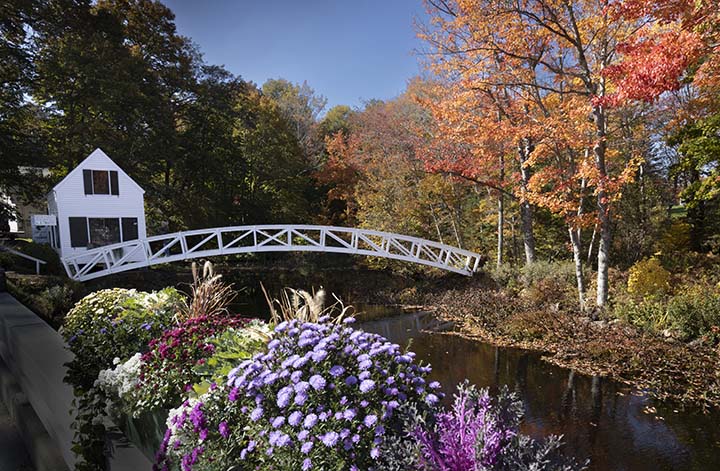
39;148;147;262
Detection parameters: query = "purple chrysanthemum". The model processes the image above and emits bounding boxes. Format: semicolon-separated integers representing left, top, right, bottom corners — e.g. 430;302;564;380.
309;374;327;391
320;431;339;447
359;379;376;393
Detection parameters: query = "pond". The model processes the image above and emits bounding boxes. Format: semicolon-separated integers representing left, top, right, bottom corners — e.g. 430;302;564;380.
362;312;720;471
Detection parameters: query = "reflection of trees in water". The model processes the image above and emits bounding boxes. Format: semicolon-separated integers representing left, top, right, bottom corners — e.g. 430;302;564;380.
514;353;528;394
493;346;500;387
412;334;720;470
561;370;577;421
589;376;602;447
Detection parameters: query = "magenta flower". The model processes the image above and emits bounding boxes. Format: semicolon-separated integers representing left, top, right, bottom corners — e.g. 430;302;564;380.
218;421;230;438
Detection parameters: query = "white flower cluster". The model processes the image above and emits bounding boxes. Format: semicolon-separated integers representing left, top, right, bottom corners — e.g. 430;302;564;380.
95;352;144;414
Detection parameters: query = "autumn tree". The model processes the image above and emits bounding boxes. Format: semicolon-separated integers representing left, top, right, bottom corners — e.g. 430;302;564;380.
420;0;644;308
608;0;720;251
604;0;718;106
416;78;538;268
262;78;328;162
318;89;477;252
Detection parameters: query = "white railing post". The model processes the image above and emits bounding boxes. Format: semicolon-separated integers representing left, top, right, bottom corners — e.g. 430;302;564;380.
179;232;188;254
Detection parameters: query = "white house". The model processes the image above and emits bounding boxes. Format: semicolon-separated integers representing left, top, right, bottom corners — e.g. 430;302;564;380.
36;148;147;262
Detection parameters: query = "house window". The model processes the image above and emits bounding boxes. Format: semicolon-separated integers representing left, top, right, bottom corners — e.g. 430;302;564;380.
89;218;121;247
121;217;139;241
69;217;88;248
68;216;137;248
83;170;119;195
92;170;109;194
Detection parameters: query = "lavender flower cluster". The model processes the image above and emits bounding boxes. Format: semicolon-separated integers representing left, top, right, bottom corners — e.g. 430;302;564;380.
158;317;441;471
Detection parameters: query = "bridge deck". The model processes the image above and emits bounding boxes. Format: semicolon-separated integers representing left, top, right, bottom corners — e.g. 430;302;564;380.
61;225;483;281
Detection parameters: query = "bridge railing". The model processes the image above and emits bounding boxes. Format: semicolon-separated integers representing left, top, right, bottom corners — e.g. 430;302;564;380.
62;225;483;281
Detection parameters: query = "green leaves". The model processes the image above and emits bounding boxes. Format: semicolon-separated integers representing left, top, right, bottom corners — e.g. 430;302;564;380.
14;1;320;230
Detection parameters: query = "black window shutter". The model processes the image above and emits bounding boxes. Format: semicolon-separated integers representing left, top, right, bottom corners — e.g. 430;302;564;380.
110;171;119;195
69;217;88;247
121;218;138;241
83;170;93;194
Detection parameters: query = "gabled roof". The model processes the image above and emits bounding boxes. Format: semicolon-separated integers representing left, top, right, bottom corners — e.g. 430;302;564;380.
51;148;145;195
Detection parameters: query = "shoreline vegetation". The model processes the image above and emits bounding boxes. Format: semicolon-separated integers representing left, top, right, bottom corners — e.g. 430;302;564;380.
434;314;720;411
424;258;720;412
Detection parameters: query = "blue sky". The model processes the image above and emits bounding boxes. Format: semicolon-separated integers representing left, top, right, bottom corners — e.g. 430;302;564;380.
163;0;428;111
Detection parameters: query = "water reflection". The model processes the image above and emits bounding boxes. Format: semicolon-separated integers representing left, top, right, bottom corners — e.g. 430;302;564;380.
363;315;720;471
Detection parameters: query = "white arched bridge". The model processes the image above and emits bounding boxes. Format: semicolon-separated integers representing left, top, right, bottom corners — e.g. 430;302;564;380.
62;225;483;282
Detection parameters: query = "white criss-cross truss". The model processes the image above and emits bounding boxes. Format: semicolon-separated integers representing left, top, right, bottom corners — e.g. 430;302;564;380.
61;225;483;281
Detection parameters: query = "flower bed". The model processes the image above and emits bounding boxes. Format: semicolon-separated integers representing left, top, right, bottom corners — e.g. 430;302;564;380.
62;287;586;470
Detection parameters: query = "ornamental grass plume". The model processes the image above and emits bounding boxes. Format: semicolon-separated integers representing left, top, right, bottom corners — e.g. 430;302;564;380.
180;261;236;320
261;283;354;324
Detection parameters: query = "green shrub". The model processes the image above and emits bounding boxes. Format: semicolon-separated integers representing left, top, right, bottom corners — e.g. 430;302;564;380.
0;252;16;270
32;285;74;321
60;288;184;390
18;242;64;275
492;261;578;292
615;286;720;342
522;260;577;285
518;261;581;308
6;273;84;324
658;221;691;254
627;257;670;297
491;263;520;289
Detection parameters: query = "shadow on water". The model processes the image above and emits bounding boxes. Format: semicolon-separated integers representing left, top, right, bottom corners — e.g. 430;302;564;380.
363;312;720;471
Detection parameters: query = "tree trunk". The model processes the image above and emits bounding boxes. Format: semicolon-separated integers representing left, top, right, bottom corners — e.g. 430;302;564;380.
497;194;504;269
510;214;519;265
593;105;611;308
569;226;586;311
449;180;464;248
572;175;588;311
428;203;444;245
587;223;597;266
497;154;505;269
518;140;537;265
687;169;705;251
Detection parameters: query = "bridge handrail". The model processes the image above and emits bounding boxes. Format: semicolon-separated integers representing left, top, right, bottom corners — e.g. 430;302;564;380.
61;225;483;281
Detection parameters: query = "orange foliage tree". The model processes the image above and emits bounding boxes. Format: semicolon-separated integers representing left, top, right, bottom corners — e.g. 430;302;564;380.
317;89;474;250
419;0;643;308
